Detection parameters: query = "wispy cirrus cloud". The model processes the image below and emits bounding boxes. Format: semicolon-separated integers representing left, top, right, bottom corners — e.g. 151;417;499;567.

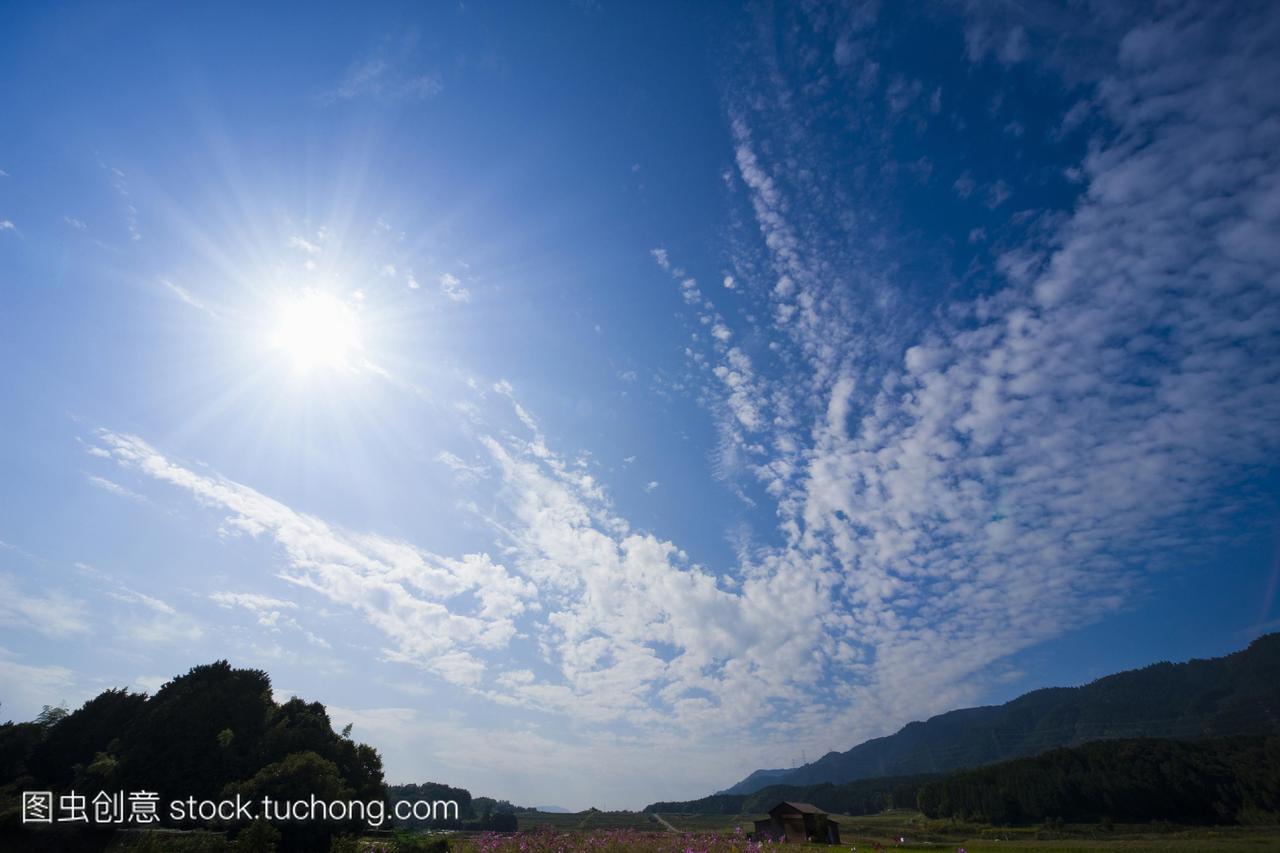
436;450;487;482
88;387;842;745
159;278;219;317
71;561;194;647
102;163;140;241
0;649;78;714
85;474;146;502
0;576;90;639
319;35;443;105
211;591;330;648
92;430;537;689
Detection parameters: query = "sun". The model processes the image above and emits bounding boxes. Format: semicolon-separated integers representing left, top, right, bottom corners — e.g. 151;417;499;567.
270;290;362;373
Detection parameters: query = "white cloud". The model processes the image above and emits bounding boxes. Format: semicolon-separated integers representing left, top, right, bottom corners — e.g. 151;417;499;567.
287;235;322;255
102;163;140;241
0;575;90;638
706;0;1280;753
985;179;1012;208
107;588;175;615
159;279;218;316
0;539;39;561
211;591;298;613
436;451;487;482
439;272;470;303
210;591;329;647
0;649;77;721
885;75;923;115
965;22;1031;66
120;613;203;645
134;675;168;693
86;474;145;501
1000;26;1030;63
95;430;536;687
74;561;176;617
321;41;443;105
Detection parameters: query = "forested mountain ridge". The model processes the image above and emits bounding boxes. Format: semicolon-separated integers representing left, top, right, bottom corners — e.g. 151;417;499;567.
719;633;1280;795
916;735;1280;824
650;736;1280;826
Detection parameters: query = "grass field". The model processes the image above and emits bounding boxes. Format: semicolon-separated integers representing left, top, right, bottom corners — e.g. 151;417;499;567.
432;809;1280;852
90;811;1280;852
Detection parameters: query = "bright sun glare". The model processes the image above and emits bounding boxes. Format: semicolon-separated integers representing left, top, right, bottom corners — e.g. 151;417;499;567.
270;291;362;373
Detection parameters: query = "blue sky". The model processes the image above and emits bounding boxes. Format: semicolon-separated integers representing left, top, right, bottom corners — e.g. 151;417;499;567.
2;0;1279;810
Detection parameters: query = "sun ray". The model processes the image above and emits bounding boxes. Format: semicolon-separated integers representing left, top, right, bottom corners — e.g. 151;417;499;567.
270;290;362;373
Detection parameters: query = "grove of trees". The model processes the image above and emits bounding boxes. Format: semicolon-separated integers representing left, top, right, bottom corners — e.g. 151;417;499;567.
0;661;384;851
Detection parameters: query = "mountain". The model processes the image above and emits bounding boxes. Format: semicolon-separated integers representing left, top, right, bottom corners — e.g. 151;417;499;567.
532;805;573;813
719;633;1280;795
653;735;1280;826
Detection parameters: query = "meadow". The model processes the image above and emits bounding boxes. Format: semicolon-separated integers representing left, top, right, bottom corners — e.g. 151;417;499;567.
431;810;1280;853
92;810;1280;852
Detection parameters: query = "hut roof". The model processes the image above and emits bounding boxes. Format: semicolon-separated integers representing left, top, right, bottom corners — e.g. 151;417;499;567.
769;801;827;816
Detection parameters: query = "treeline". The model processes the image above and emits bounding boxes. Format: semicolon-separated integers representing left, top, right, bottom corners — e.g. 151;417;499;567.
916;735;1280;825
0;659;528;850
645;773;935;815
388;783;517;831
0;661;385;852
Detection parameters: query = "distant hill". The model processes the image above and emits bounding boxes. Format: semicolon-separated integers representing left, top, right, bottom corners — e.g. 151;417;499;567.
719;633;1280;795
532;805;573;813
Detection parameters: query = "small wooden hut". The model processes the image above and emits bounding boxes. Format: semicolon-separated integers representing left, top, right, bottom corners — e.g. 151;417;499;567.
752;801;840;844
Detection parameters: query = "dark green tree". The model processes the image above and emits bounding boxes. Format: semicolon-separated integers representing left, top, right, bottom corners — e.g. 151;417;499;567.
119;661;275;802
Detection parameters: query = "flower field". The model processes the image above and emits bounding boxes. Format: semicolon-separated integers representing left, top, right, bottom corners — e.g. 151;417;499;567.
458;827;773;853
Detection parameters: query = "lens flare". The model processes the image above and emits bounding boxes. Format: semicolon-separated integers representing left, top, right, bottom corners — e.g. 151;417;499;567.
270;290;361;372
